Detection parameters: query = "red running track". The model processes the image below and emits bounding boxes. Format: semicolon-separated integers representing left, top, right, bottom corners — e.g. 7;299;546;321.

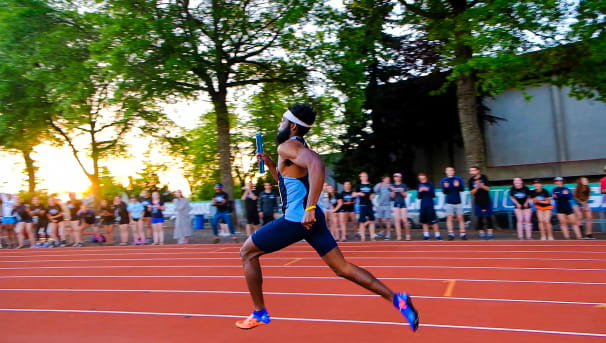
0;241;605;343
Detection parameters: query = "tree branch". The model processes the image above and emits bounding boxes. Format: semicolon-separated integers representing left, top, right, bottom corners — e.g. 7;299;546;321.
400;1;450;19
48;120;92;178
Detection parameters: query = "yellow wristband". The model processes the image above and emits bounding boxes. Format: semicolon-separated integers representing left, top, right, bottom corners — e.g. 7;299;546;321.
305;205;316;212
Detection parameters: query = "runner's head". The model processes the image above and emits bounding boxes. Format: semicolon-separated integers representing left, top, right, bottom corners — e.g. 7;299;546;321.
152;191;160;200
327;184;335;194
48;197;56;206
69;192;76;200
264;182;272;192
344;181;352;191
215;184;224;193
129;195;139;202
513;177;523;187
469;166;481;177
141;190;149;198
14;195;22;205
359;171;369;183
113;196;122;205
393;173;402;183
418;173;428;183
246;181;254;190
445;166;455;177
276;103;316;144
554;177;564;187
31;196;40;206
382;175;391;184
578;177;589;186
100;199;108;207
173;190;183;198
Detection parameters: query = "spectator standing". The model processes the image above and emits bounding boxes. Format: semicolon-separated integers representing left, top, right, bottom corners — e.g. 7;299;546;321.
241;182;260;236
150;191;166;245
66;192;82;244
418;173;441;240
441;167;467;240
374;176;393;240
211;184;237;243
338;181;356;241
113;196;130;245
552;177;582;239
258;183;279;225
468;166;494;240
509;177;532;240
173;190;192;244
326;184;342;240
140;190;153;244
98;199;115;245
30;196;47;244
319;183;331;213
573;177;594;239
13;196;34;248
391;173;410;241
128;195;146;245
46;197;64;246
530;179;554;240
354;172;376;242
1;193;17;247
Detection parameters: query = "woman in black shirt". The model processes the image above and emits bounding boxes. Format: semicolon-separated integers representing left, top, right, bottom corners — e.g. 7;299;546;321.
99;199;115;244
530;180;553;240
325;184;343;241
113;196;130;245
46;197;65;246
338;181;356;242
13;196;34;248
509;177;532;240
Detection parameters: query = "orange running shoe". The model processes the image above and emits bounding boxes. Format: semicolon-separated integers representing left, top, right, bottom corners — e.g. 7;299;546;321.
235;314;271;329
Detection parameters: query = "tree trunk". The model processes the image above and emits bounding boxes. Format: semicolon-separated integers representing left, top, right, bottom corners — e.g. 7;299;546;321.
21;148;36;193
212;90;235;198
455;73;486;170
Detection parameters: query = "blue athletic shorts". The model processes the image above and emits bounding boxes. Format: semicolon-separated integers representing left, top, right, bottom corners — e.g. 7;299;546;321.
2;216;17;224
393;201;407;209
151;217;165;224
252;209;337;257
358;205;375;223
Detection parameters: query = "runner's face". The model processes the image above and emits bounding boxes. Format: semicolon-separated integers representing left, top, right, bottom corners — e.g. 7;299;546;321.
264;183;272;191
534;183;542;190
327;185;334;193
32;197;40;206
469;168;479;177
383;177;390;184
513;178;523;187
344;182;351;191
418;175;427;183
445;168;455;177
555;181;563;187
581;177;589;186
394;176;401;183
359;173;368;183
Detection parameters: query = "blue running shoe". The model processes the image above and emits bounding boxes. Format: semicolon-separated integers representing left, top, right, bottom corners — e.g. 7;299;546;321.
394;293;419;332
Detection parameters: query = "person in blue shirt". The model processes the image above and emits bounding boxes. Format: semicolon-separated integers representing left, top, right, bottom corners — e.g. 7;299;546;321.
127;195;146;245
552;177;582;239
418;173;441;240
390;173;409;241
354;171;376;242
440;167;466;240
149;191;166;245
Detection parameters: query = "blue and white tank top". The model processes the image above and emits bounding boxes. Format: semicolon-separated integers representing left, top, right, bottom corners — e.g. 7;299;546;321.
278;137;320;222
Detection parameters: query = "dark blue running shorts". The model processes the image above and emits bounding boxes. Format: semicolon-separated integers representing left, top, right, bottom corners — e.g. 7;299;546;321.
252;209;337;256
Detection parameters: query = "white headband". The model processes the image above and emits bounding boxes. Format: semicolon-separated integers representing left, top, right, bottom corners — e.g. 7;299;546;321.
283;110;312;128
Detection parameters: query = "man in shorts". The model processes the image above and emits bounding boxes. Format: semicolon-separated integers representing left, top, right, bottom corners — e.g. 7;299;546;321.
469;166;493;239
373;175;393;239
237;103;419;331
354;172;376;241
440;167;467;240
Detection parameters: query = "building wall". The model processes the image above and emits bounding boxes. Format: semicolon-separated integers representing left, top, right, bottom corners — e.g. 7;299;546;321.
483;85;606;180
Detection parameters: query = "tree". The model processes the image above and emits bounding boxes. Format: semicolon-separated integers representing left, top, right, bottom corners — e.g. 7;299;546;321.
398;0;573;169
96;0;321;198
0;0;172;200
0;0;57;192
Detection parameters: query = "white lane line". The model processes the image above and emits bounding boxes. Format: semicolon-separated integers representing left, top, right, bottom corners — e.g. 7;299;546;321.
2;249;606;258
0;275;604;285
0;288;601;306
0;308;604;337
2;256;606;263
1;265;604;272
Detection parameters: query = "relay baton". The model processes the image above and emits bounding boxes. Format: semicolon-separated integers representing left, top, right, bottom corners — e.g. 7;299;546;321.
256;133;265;174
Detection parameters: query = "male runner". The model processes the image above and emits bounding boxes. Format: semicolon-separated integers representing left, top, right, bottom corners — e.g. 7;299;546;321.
237;103;418;331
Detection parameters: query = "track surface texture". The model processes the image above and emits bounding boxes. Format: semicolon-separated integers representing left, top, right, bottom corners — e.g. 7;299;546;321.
1;241;605;343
